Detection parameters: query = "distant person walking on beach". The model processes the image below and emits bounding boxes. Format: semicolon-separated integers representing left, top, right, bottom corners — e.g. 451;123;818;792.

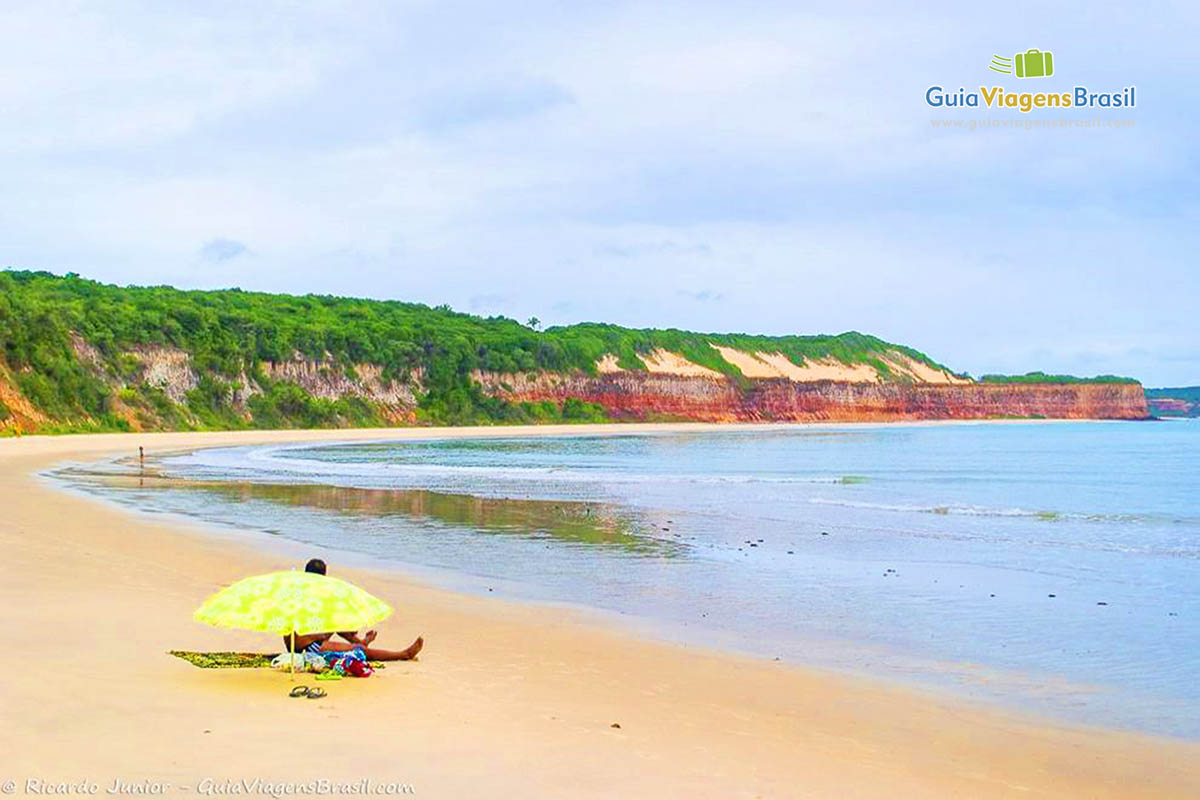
286;558;424;661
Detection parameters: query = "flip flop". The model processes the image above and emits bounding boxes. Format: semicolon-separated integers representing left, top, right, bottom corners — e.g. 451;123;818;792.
306;687;327;699
289;685;311;698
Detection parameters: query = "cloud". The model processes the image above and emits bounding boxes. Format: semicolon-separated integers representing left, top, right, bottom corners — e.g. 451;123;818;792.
468;292;511;311
199;238;249;263
678;289;725;303
0;1;1196;384
595;240;713;259
416;78;574;132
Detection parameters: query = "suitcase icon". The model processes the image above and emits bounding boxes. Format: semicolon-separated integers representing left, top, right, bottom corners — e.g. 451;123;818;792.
1014;49;1053;78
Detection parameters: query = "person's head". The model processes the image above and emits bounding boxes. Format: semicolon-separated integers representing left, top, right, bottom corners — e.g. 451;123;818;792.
305;558;327;575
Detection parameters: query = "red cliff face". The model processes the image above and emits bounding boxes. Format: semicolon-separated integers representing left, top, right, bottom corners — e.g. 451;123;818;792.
475;372;1150;422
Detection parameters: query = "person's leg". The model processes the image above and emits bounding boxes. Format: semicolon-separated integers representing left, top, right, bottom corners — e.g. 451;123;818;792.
284;633;327;652
363;636;423;661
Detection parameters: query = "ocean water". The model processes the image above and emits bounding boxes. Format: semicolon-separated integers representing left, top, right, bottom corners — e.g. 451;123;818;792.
59;421;1200;737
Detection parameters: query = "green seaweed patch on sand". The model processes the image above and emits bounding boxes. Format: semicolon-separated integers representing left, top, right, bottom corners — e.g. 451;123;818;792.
169;651;276;669
169;650;387;670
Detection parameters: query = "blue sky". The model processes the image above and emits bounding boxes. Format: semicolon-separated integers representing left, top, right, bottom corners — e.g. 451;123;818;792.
1;1;1196;385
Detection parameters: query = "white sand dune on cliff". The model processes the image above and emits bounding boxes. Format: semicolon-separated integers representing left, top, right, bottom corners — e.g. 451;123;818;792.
596;349;723;378
710;345;881;383
885;352;974;385
595;345;971;385
641;349;722;377
595;353;624;373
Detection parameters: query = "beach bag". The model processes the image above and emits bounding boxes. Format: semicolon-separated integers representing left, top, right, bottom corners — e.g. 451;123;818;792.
271;653;306;672
270;652;328;673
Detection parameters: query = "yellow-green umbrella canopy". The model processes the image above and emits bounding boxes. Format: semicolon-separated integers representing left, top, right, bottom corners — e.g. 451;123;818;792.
195;570;391;646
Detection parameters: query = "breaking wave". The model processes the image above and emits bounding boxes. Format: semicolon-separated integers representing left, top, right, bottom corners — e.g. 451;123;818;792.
806;497;1159;524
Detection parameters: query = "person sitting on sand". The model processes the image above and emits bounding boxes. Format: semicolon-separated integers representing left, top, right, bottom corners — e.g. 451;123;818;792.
285;558;424;661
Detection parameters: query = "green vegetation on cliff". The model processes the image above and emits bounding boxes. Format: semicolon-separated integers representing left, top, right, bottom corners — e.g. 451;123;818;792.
1146;386;1200;401
0;271;619;430
979;372;1139;385
0;270;1133;433
553;323;955;383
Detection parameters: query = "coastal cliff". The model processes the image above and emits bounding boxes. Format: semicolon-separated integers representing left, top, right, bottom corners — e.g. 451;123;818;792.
0;271;1149;433
474;371;1150;422
1146;387;1200;418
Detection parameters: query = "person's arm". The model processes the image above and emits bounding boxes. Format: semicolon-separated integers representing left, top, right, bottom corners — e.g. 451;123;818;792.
336;631;363;644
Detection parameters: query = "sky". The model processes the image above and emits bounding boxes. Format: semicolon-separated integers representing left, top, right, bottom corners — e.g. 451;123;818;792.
1;1;1196;385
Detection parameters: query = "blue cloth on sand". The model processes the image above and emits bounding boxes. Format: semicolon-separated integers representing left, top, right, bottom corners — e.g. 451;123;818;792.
319;646;366;664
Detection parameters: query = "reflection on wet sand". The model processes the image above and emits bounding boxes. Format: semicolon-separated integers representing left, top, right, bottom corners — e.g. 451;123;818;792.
65;468;683;557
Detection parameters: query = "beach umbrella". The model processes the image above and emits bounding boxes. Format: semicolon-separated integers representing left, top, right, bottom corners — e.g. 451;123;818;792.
194;571;392;677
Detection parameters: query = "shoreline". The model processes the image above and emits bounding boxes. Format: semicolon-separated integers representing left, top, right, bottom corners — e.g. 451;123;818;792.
50;431;1188;739
5;415;1150;442
3;425;1199;799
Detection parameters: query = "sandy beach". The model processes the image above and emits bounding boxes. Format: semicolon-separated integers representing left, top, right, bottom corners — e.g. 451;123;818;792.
2;424;1198;799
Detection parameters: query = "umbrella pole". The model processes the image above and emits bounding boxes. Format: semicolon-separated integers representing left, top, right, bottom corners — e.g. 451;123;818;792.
289;630;295;681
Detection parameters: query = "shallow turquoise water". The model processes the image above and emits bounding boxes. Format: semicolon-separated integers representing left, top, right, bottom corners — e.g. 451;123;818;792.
68;421;1200;736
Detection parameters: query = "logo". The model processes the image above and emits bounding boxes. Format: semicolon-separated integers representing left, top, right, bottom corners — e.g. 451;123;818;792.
989;49;1054;78
925;49;1135;114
